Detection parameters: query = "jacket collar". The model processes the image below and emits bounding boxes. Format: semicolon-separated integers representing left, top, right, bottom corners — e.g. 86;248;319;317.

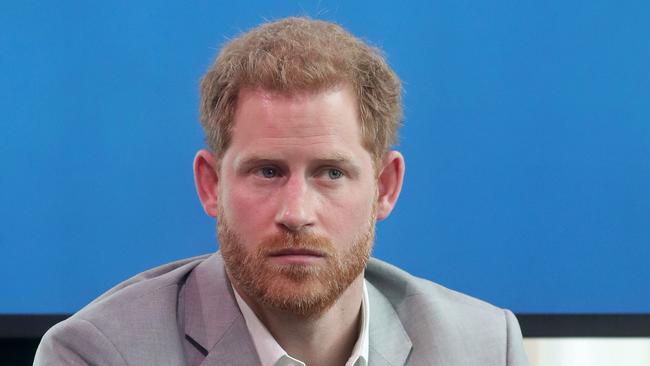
182;253;260;365
182;253;412;366
367;280;413;366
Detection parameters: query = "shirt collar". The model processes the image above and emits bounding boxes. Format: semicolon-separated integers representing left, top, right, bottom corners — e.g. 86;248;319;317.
233;281;370;366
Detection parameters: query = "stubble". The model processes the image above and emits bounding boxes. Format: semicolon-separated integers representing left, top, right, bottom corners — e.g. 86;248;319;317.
218;210;375;317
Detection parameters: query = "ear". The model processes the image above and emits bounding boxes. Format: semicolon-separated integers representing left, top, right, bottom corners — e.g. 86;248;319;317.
193;149;220;217
375;150;405;221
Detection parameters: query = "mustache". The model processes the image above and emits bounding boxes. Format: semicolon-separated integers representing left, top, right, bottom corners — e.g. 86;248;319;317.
258;232;335;257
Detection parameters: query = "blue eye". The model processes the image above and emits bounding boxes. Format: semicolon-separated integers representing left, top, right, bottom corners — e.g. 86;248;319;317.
327;169;344;179
260;167;277;178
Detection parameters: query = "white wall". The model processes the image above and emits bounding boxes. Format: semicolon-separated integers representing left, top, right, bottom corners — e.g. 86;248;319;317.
524;338;650;366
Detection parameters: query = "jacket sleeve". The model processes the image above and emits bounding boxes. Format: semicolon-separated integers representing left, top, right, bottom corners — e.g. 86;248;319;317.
34;318;127;366
504;310;530;366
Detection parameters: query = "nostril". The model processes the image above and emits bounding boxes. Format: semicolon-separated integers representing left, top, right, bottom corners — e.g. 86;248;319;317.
276;207;315;233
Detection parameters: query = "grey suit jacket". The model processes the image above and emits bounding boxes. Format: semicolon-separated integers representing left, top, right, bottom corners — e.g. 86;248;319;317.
35;253;529;365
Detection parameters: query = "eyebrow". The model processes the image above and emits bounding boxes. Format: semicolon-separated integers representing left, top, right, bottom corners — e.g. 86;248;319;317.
236;153;361;176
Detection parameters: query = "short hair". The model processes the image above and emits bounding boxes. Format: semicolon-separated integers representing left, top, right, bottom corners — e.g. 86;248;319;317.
199;17;402;162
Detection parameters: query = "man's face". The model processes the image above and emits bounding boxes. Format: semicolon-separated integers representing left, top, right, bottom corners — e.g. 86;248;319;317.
216;86;378;316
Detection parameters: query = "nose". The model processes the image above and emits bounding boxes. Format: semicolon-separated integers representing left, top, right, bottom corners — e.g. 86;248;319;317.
275;175;316;232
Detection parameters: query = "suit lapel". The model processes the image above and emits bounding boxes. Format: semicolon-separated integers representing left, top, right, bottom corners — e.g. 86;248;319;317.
181;254;413;365
199;316;261;365
181;253;261;366
367;281;412;366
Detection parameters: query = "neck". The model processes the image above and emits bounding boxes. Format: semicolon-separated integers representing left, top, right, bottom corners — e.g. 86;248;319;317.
236;275;365;366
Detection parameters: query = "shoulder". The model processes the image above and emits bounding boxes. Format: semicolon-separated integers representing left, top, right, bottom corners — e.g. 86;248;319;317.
365;257;502;317
35;254;214;365
84;254;211;309
365;257;528;365
78;254;211;319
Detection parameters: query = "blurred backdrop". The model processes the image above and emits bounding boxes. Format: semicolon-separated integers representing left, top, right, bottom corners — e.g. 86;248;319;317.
1;1;649;317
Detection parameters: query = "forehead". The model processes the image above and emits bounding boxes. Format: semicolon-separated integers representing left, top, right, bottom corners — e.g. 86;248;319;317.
229;86;364;152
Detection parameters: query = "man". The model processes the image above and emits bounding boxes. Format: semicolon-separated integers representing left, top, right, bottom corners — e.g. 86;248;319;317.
35;17;528;365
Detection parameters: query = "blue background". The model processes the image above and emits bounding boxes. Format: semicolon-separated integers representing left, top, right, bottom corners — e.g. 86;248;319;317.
1;1;648;314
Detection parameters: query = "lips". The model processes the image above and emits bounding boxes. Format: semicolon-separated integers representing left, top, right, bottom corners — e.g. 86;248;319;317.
268;248;327;257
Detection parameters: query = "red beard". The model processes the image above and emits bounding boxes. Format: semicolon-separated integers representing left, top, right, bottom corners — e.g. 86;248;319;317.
218;215;375;317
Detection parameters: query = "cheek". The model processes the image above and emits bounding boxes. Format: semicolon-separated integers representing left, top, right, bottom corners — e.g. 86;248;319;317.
322;186;376;236
220;184;274;234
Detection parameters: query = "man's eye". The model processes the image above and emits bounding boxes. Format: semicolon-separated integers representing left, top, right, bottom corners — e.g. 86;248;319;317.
259;167;278;178
327;168;344;180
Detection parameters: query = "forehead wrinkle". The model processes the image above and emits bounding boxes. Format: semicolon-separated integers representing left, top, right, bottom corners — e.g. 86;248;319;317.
253;134;343;147
233;150;358;168
256;117;348;137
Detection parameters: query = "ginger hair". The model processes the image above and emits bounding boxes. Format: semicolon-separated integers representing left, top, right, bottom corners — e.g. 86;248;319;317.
199;17;402;162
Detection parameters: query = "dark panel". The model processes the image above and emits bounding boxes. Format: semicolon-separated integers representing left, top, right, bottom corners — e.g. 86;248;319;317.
518;314;650;337
0;339;40;366
2;314;649;364
0;315;68;339
3;314;650;339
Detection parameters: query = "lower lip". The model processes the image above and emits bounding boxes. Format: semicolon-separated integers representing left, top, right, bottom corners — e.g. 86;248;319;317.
269;254;325;265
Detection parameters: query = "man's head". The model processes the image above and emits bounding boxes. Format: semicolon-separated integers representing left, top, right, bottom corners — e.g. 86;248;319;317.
199;16;402;164
194;17;405;317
